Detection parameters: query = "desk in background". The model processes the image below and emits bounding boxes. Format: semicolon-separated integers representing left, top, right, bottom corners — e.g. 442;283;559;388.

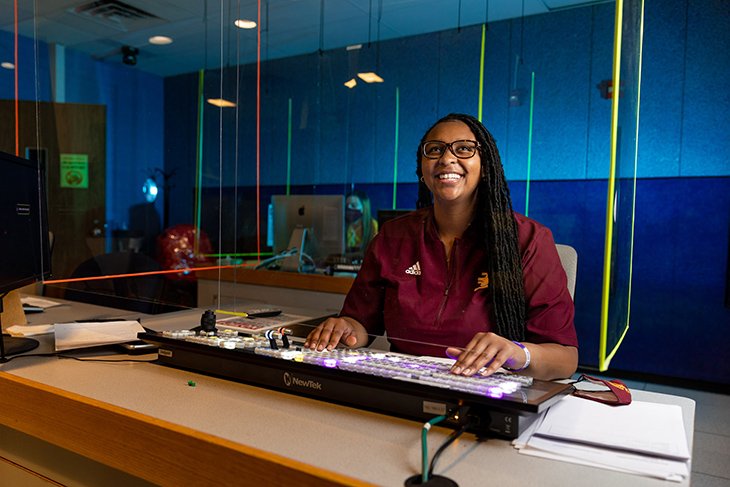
0;300;696;486
197;267;353;314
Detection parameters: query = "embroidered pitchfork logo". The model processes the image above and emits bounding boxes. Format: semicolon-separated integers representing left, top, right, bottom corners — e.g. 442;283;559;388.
474;272;489;291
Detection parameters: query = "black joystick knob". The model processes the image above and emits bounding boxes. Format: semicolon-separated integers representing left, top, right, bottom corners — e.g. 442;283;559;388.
200;309;217;332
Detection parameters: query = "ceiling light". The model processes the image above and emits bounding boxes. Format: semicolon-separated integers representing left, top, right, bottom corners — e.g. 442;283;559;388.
344;78;357;89
234;19;257;29
1;62;15;70
207;98;236;108
357;72;384;83
149;35;173;45
346;44;362;51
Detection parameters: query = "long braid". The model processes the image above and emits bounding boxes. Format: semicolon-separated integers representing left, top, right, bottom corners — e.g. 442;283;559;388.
416;113;526;341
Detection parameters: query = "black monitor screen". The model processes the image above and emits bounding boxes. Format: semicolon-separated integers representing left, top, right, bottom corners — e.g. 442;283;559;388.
0;150;51;295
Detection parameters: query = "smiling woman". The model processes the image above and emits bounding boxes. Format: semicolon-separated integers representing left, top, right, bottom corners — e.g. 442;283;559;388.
305;113;579;382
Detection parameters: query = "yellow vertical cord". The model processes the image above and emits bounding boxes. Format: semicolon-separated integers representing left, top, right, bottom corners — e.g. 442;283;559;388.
603;0;645;367
599;0;624;371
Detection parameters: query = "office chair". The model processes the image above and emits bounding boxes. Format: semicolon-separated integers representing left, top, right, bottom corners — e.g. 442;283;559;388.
555;244;578;299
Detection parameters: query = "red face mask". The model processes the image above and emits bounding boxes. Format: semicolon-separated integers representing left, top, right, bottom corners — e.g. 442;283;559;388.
572;374;632;406
346;209;363;223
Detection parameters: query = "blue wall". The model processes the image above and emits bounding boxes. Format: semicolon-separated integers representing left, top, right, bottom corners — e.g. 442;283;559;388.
0;30;52;101
163;0;729;385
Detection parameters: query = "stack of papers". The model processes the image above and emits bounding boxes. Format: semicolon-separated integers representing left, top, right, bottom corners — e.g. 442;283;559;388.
20;296;64;309
513;395;690;481
7;320;147;351
54;321;146;351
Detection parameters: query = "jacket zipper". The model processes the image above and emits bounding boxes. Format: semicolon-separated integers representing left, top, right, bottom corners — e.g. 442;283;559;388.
435;240;458;327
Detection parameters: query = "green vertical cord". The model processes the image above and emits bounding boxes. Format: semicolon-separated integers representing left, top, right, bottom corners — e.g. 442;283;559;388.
525;71;535;217
286;98;292;195
392;87;400;209
478;24;486;122
194;69;205;235
421;415;447;484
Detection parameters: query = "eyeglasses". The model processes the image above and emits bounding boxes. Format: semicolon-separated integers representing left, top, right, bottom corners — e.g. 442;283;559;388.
421;140;480;159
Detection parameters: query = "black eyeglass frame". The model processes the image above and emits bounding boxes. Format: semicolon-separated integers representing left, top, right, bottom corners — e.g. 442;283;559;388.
421;139;481;160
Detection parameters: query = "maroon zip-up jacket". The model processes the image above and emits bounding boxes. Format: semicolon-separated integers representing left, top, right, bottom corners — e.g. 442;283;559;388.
340;207;578;357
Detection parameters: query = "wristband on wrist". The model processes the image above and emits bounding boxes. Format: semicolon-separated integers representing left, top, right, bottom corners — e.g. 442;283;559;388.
504;341;531;371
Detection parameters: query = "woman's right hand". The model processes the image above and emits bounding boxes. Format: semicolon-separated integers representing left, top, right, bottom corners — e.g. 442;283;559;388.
303;316;368;351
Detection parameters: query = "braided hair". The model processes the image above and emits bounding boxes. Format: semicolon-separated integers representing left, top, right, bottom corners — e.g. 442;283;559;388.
415;113;526;341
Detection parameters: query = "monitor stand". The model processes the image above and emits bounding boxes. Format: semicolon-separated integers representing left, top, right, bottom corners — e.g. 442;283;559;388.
0;291;41;361
280;227;309;273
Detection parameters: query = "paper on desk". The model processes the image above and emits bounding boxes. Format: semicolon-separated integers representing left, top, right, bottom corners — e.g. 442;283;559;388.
513;395;690;482
5;324;55;336
20;296;64;309
54;321;145;351
534;394;690;460
521;435;689;482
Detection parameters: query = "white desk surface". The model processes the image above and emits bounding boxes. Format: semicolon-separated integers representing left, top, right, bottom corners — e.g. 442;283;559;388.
1;299;696;487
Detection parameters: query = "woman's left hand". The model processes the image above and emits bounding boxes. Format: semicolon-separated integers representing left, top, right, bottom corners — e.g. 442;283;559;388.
445;332;526;376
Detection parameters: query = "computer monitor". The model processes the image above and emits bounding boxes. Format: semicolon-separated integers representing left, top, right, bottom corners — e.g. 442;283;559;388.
0;150;52;358
271;195;345;272
377;209;414;228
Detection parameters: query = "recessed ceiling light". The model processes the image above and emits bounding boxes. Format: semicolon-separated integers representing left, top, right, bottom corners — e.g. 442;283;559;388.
207;98;237;108
149;36;173;45
1;62;15;70
357;72;384;83
234;19;257;29
344;78;357;89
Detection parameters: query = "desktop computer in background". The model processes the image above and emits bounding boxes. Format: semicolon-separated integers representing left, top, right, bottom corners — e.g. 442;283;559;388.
377;209;414;228
269;195;345;272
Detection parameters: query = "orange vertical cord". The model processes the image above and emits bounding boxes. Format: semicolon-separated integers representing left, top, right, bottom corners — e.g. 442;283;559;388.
14;0;19;156
255;0;262;260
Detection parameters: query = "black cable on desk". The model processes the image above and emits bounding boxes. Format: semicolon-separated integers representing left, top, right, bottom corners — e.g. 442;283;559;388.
428;422;472;478
0;351;156;364
57;354;157;363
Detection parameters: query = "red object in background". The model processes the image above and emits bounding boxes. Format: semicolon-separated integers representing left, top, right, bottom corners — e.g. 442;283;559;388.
157;224;212;281
597;79;624;99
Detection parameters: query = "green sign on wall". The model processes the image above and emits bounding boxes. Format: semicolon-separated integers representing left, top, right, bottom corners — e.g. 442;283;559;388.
60;153;89;189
